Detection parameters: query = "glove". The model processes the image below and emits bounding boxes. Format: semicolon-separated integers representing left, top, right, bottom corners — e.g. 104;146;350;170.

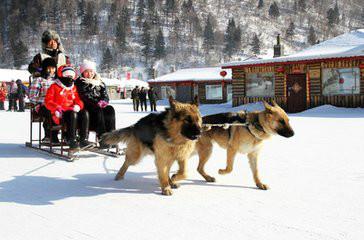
97;100;108;108
55;106;63;118
73;105;81;112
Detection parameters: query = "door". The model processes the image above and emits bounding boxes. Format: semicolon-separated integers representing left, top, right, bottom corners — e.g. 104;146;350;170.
286;74;307;113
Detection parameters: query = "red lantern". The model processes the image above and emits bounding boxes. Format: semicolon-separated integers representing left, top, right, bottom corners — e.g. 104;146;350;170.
359;63;364;69
276;66;284;73
220;70;227;78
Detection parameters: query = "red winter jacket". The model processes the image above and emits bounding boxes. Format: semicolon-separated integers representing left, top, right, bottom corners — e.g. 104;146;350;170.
0;87;7;102
45;79;84;124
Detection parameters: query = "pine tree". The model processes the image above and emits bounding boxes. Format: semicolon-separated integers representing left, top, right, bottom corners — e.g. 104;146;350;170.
82;2;98;36
203;14;215;51
121;6;131;34
141;21;152;64
298;0;306;12
327;8;335;27
333;1;340;24
257;0;264;9
136;0;145;28
11;40;28;68
251;34;260;55
224;18;236;57
101;47;113;71
286;21;295;41
154;28;166;59
233;25;242;53
307;26;317;45
116;17;127;50
269;2;280;18
165;0;176;17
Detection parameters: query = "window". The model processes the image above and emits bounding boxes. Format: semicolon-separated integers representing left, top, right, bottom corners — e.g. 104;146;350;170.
161;86;176;99
227;84;233;101
206;85;223;100
246;72;275;97
322;68;360;95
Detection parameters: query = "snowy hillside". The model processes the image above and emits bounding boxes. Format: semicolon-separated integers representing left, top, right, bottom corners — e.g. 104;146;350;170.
0;0;363;78
0;100;363;240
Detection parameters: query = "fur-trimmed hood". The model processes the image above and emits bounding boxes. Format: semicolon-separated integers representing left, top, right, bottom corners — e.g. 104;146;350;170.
41;30;65;53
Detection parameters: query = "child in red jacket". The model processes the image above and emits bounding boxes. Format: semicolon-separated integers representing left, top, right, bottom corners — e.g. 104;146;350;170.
45;65;93;150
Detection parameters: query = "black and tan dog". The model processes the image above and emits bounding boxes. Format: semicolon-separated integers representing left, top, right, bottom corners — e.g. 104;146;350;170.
192;101;294;190
101;96;202;195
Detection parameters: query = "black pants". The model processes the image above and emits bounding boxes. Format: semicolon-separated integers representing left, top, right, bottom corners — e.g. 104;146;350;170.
59;109;89;142
8;94;17;111
88;105;115;138
133;99;139;111
140;100;147;111
39;106;58;140
149;100;156;111
0;101;4;110
18;97;24;112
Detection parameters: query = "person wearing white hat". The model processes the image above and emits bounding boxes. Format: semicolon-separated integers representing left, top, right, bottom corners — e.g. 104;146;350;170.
75;60;116;148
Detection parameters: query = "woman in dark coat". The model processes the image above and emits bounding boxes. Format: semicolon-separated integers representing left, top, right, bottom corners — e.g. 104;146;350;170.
75;60;115;147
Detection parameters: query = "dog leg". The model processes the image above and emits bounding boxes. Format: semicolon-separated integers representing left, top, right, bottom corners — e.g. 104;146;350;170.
219;147;237;175
248;151;269;190
197;141;215;182
115;144;142;181
156;157;174;196
171;159;187;183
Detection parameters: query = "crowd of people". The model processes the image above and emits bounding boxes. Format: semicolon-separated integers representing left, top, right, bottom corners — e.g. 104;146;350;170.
1;29;161;151
0;80;28;112
131;86;158;112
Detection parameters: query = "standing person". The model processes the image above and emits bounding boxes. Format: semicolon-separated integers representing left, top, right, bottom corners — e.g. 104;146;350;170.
139;87;147;111
147;86;158;112
0;82;7;110
16;79;26;112
28;30;71;78
29;58;58;143
45;65;92;150
7;80;18;111
75;60;116;147
131;86;140;111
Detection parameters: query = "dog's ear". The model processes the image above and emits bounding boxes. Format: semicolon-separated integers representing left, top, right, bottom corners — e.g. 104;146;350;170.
192;95;199;106
262;100;273;112
169;95;176;109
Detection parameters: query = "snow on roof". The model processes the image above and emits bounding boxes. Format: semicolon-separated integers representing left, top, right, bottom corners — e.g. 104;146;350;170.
0;69;31;82
148;67;232;83
223;29;364;67
103;77;149;88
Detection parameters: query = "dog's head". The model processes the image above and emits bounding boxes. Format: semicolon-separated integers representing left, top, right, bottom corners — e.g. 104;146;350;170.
167;96;202;141
261;101;294;138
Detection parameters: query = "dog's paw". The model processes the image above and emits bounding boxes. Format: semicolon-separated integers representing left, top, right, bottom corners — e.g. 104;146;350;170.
171;173;186;182
218;168;232;175
204;176;216;182
170;182;180;189
256;183;269;190
162;187;173;196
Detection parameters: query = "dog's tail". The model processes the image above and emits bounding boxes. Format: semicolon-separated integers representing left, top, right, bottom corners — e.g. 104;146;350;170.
101;127;133;145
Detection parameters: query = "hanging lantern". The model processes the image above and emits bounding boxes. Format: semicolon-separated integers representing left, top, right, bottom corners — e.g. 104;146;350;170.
276;66;284;73
220;70;227;78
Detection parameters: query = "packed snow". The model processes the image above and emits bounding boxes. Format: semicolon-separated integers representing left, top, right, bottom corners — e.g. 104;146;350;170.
0;100;363;240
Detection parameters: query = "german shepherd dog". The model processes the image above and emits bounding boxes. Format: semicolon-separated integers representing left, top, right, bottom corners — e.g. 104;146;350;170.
101;96;202;195
193;101;294;190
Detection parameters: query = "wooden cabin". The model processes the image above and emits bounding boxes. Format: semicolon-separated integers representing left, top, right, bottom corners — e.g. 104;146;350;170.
148;67;232;104
222;29;364;113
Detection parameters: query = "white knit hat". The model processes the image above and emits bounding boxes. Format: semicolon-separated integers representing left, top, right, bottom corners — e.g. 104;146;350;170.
80;60;97;74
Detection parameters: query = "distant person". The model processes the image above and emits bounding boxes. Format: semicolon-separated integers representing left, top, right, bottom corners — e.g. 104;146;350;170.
139;87;147;111
0;82;7;110
75;60;115;147
28;30;71;78
16;79;26;112
131;86;140;111
7;80;18;111
147;86;158;112
29;58;58;143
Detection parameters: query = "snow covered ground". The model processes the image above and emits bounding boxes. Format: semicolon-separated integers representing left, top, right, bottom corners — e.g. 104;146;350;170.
0;100;363;240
